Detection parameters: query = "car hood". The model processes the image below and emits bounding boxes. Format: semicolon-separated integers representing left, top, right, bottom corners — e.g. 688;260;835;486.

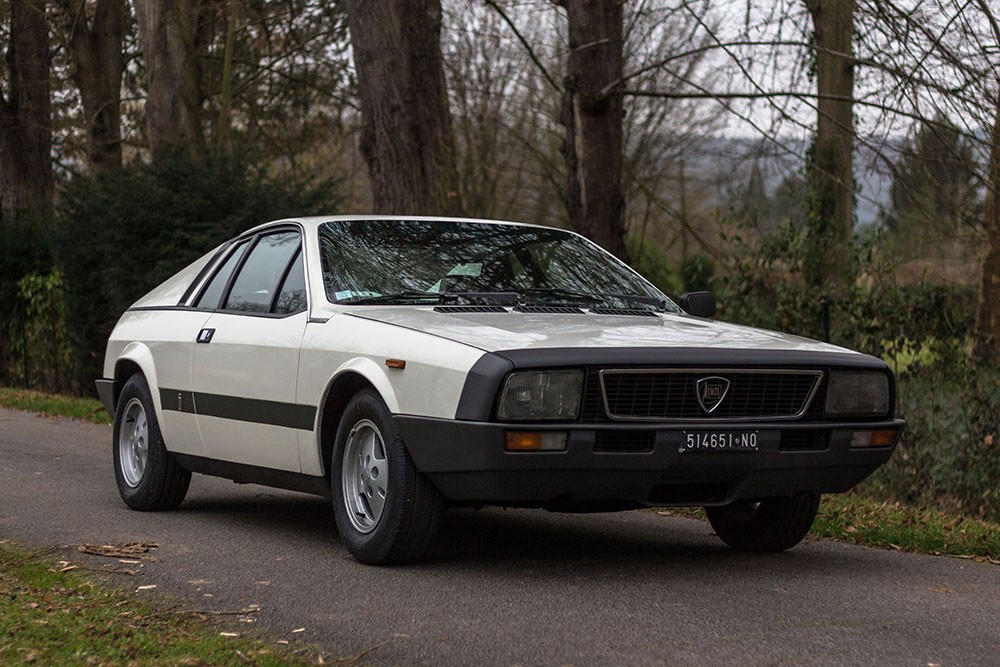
344;307;859;356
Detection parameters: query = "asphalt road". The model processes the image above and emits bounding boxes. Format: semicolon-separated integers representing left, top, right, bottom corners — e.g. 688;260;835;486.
2;407;998;666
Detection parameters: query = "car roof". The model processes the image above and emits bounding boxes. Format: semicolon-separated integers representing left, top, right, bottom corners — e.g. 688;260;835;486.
242;215;569;238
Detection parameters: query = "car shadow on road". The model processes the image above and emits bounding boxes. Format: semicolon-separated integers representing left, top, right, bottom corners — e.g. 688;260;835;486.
173;486;876;577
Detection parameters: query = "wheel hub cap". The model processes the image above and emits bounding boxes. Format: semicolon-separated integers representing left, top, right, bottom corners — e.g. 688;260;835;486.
118;398;149;487
341;419;389;534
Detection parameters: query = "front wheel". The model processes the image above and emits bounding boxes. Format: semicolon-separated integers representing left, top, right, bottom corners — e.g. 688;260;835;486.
113;373;191;510
705;493;820;552
331;389;444;565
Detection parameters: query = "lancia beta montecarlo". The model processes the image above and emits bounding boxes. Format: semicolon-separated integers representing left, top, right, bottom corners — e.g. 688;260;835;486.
97;216;904;564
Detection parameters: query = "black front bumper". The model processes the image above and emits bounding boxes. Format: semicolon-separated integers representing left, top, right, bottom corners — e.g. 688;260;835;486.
394;416;904;508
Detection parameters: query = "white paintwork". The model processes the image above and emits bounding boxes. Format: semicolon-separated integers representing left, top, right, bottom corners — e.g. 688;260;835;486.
296;315;485;476
344;307;859;355
104;309;212;456
103;215;868;478
192;310;308;471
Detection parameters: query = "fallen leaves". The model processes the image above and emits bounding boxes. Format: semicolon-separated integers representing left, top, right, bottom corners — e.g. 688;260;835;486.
78;542;159;561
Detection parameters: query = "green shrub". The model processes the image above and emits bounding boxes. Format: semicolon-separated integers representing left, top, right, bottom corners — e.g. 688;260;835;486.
863;361;1000;521
6;272;73;393
717;219;997;518
625;235;682;296
56;151;341;393
0;214;54;386
717;222;974;358
680;253;716;293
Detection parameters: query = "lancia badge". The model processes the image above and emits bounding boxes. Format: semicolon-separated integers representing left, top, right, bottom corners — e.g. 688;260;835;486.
696;376;730;414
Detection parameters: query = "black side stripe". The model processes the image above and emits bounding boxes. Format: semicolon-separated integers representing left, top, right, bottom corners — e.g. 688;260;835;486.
159;388;316;430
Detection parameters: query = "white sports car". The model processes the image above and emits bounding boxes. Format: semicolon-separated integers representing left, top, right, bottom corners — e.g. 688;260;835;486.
98;216;904;564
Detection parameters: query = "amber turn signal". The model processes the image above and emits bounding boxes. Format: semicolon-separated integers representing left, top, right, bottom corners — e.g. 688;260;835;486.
504;431;567;452
385;359;406;369
850;428;898;448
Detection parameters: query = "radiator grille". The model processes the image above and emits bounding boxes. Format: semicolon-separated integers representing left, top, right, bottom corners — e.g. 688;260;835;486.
582;369;822;422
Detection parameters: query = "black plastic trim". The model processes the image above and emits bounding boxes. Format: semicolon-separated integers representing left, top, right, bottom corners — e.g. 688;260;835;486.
495;347;891;370
173;453;330;497
158;387;316;430
453;346;894;424
128;305;200;313
393;414;905;505
455;353;514;420
95;379;117;416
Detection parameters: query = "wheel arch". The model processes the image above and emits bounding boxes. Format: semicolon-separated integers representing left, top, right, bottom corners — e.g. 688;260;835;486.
316;359;399;481
113;343;161;419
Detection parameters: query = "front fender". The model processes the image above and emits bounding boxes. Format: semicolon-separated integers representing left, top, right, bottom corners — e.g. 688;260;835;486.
326;357;401;415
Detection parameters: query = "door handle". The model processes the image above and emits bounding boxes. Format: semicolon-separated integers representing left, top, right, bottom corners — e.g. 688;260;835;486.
196;328;215;343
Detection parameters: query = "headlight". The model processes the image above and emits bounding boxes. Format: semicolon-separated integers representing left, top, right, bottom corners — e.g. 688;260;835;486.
497;370;584;421
824;371;890;417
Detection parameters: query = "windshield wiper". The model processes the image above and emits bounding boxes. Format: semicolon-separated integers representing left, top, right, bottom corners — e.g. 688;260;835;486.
340;290;521;306
339;291;444;305
518;288;675;312
600;293;677;313
517;287;605;305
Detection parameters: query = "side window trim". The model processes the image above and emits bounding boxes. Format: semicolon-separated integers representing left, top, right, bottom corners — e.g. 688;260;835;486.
220;229;302;315
179;241;233;306
269;245;304;314
217;234;263;312
188;224;305;315
192;238;254;310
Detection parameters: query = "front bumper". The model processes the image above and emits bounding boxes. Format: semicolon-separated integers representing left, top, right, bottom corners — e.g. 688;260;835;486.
394;416;904;508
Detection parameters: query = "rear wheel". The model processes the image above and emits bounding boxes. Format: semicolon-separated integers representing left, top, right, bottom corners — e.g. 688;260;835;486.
331;389;444;565
113;373;191;510
705;493;820;552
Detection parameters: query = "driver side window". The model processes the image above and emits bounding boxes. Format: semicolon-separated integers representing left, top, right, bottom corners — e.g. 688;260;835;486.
224;231;301;313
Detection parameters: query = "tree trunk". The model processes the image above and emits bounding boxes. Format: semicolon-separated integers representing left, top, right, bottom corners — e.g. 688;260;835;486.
804;0;855;290
57;0;126;172
134;0;203;159
345;0;461;215
0;0;53;223
976;95;1000;360
557;0;627;260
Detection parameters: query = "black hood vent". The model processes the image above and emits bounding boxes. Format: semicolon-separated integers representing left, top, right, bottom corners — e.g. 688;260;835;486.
512;305;585;314
433;305;508;313
589;307;658;317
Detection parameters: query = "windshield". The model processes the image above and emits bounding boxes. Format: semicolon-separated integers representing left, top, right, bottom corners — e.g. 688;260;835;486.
318;219;677;310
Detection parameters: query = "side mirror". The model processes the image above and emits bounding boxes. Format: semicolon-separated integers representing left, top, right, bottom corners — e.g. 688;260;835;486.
680;291;716;318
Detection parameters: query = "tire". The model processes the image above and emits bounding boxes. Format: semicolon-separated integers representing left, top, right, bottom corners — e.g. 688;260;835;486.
705;493;820;552
113;373;191;511
331;389;444;565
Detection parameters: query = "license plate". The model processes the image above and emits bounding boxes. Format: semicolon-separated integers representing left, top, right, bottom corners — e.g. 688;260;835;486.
681;430;759;452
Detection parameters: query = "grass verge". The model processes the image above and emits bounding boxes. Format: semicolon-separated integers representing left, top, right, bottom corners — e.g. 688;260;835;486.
0;540;318;666
659;493;1000;563
812;493;1000;562
0;386;111;424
